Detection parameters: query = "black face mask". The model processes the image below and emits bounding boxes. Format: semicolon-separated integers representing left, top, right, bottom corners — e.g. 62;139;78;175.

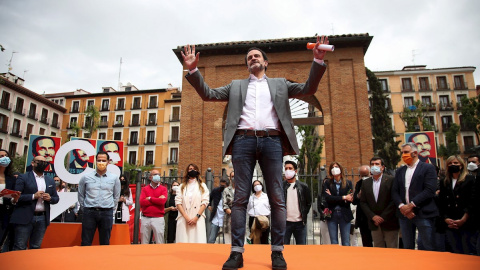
448;165;461;173
188;170;199;178
34;161;48;173
55;182;60;187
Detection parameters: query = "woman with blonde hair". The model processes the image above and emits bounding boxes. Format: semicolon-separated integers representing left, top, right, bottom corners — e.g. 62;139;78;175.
175;164;210;243
438;155;475;254
323;161;354;246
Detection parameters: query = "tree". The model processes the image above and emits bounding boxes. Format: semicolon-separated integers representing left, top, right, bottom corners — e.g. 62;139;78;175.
399;100;433;132
123;162;154;184
296;124;324;197
437;123;460;159
82;105;100;138
459;95;480;143
367;68;401;170
12;154;27;173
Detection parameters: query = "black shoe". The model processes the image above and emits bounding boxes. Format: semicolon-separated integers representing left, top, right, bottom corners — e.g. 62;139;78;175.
271;251;287;270
222;251;243;270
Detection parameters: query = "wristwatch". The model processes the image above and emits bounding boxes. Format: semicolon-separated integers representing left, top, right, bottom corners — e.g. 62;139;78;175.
196;214;201;218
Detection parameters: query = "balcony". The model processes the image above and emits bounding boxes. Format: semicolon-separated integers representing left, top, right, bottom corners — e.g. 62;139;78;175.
13;106;25;116
145;138;156;145
131;103;142;110
10;128;22;138
167;158;178;165
98;121;109;128
113;121;124;127
27;112;38;121
427;103;437;111
442;123;452;132
401;85;415;92
148;102;158;109
464;146;477;154
0;102;12;111
70;107;80;113
168;136;179;143
115;104;125;111
24;132;31;140
67;122;78;129
127;139;139;146
100;106;110;112
146;119;157;126
169;115;180;122
454;81;468;90
0;126;8;134
129;121;140;127
39;117;49;125
436;83;450;91
460;123;475;132
439;102;454;111
418;84;432;92
51;121;60;129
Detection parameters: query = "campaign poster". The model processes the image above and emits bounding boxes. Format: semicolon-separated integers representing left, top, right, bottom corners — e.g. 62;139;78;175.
25;135;62;179
96;140;124;174
404;131;437;166
68;137;97;174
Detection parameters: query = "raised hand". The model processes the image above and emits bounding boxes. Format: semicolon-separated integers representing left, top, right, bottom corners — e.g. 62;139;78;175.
181;44;200;71
313;35;329;60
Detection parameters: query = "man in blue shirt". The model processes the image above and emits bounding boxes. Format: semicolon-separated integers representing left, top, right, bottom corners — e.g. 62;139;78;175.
78;151;120;245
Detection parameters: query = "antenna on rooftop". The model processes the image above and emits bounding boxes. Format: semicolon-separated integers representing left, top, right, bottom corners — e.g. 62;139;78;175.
23;69;28;80
331;23;335;35
412;49;418;66
7;51;18;72
118;57;123;91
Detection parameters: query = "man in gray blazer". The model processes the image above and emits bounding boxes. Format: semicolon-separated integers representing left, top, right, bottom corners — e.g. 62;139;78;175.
182;35;329;270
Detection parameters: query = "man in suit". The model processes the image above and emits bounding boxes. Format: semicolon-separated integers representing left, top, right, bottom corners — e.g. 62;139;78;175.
182;35;329;270
392;142;438;250
10;155;59;250
360;157;399;248
352;165;373;247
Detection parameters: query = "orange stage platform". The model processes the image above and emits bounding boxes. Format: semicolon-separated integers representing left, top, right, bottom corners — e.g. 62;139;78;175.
1;243;479;270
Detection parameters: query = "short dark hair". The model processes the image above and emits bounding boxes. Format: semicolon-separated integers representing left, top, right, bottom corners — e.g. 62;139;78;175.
468;154;480;161
369;156;385;166
96;151;110;160
251;180;263;193
284;160;298;170
245;47;269;71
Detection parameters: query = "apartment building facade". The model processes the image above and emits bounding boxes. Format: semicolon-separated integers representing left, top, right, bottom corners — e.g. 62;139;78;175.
372;65;477;167
0;72;66;157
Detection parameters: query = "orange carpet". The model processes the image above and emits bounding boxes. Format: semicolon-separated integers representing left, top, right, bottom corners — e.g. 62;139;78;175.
1;243;479;269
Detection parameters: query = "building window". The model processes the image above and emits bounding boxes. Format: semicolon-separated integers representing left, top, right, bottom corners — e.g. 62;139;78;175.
72;101;80;112
401;78;413;92
0;114;8;133
114;132;122;141
421;96;432;105
0;91;11;109
132;97;141;109
128;151;137;165
26;124;33;138
147;130;155;144
146;151;154;165
418;77;430;91
169;148;178;163
454;75;466;90
116;98;125;110
170;126;179;142
436;76;448;90
52;113;59;128
404;97;414;107
100;115;108;127
12;119;21;136
101;99;110;111
40;108;48;124
14;97;24;114
130;131;138;144
8;142;17;157
171;106;180;121
28;103;37;119
441;115;453;131
51;132;56;136
149;96;158;108
147;113;156;125
379;79;388;92
131;114;139;126
39;128;45;135
99;132;106;140
464;136;474;151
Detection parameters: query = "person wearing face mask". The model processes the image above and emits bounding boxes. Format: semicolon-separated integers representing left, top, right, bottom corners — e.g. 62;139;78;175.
208;177;229;243
437;155;475;254
323;162;354;246
115;175;133;224
175;163;210;243
139;170;168;244
10;155;59;250
359;157;399;248
78;151;121;246
0;149;19;252
352;165;373;247
467;155;480;176
282;160;311;245
247;180;271;244
392;142;438;251
164;181;180;243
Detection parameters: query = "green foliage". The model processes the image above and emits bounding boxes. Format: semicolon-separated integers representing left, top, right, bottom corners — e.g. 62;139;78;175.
82;105;100;138
70;122;81;137
459;95;480;143
437;123;460;159
367;68;401;169
296;125;324;198
12;154;27;174
399;100;429;132
123;162;154;183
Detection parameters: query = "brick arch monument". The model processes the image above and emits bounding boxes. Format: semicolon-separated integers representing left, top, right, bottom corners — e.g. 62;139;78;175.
173;34;374;175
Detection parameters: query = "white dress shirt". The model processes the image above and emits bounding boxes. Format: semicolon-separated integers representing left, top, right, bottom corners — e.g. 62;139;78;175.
373;174;383;203
404;159;420;204
34;172;46;212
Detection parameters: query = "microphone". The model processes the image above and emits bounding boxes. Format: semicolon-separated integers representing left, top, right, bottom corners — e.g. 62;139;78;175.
306;43;335;52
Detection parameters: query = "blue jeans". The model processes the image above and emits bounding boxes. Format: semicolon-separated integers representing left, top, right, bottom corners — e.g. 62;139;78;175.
208;223;221;243
327;210;351;246
398;216;434;250
81;208;113;246
13;215;47;250
230;135;285;253
284;221;307;245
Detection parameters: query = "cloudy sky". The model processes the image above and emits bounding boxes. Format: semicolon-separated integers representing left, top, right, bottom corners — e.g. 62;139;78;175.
1;0;479;94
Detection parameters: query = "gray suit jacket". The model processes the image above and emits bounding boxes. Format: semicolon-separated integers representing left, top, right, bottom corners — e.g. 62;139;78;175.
185;61;327;157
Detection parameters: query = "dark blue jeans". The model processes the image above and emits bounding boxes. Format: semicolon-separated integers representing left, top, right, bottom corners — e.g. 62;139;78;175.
284;221;307;245
13;215;47;250
81;208;113;246
230;135;285;253
398;216;434;250
327;210;351;246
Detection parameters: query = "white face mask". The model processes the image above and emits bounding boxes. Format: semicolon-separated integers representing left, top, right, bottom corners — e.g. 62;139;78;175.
254;185;262;192
172;186;180;193
331;167;341;176
467;162;478;172
284;169;296;180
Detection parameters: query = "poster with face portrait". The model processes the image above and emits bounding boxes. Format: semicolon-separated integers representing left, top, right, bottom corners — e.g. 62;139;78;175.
25;135;62;179
68;137;97;175
404;131;437;166
96;140;124;174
